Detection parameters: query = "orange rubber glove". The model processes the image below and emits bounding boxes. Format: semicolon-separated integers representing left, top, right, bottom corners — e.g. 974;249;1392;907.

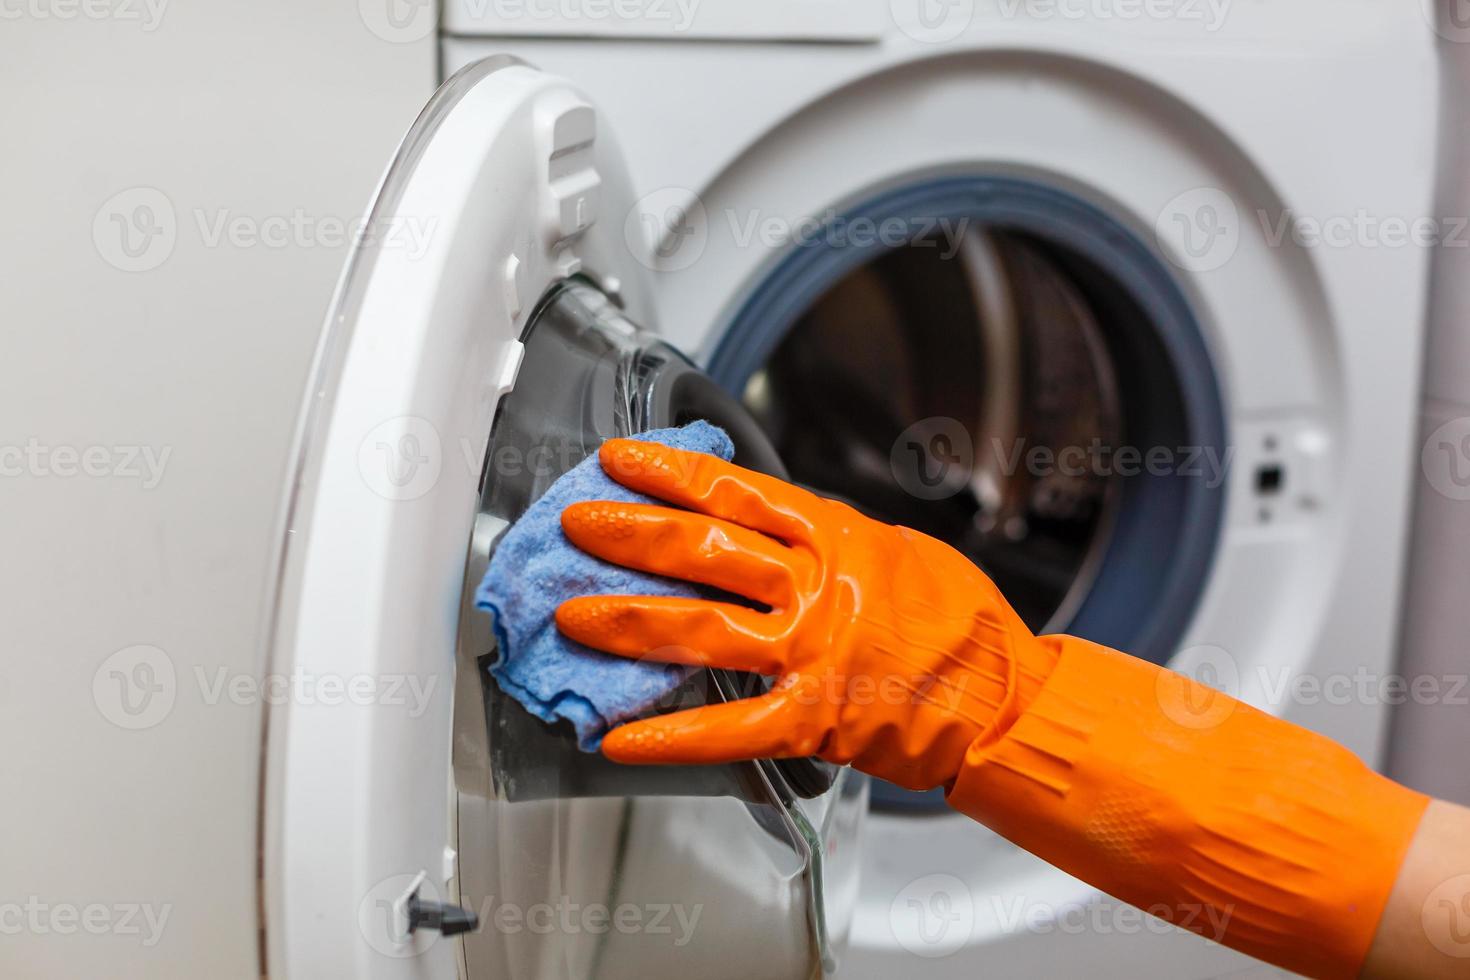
556;436;1059;789
556;439;1430;980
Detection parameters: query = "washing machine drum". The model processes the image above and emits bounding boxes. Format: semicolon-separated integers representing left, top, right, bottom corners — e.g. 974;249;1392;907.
452;280;862;980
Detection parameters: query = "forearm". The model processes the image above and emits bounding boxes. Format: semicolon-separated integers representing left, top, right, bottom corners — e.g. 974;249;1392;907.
946;634;1432;980
1362;799;1470;979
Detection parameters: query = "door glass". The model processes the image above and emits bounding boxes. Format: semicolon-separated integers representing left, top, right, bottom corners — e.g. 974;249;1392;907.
452;280;865;979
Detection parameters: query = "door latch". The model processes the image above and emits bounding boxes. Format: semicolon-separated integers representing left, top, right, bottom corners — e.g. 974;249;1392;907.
407;890;479;937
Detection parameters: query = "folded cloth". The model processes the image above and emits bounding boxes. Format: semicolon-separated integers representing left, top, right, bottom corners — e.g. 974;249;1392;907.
475;421;735;751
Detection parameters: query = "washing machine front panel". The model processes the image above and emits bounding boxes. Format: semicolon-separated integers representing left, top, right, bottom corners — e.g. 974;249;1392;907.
443;20;1437;976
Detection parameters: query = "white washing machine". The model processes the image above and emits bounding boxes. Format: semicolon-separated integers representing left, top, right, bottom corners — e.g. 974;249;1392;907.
418;5;1436;974
0;3;1443;979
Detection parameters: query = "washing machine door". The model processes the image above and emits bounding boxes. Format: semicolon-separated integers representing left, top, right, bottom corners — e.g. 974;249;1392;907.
260;57;865;980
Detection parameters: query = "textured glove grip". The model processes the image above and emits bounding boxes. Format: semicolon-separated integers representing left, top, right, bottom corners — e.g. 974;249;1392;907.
947;637;1430;980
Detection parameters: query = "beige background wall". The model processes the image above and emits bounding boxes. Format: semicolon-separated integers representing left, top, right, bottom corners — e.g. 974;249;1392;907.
0;7;434;975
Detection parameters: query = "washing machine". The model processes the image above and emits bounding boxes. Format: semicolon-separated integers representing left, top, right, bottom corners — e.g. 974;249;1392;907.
348;4;1432;976
2;2;1442;979
273;6;1438;976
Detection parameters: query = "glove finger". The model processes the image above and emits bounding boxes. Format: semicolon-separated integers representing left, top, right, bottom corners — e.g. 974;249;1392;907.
556;595;789;675
562;500;797;608
601;692;818;765
597;439;820;545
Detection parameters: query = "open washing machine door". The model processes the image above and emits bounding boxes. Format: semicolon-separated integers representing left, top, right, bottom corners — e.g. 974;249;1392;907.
260;56;865;980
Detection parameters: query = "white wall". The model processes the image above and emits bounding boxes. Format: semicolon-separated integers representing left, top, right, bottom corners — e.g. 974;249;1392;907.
1389;2;1470;805
0;6;433;975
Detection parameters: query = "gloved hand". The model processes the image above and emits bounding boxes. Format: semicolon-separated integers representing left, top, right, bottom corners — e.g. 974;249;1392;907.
558;439;1433;980
554;436;1061;790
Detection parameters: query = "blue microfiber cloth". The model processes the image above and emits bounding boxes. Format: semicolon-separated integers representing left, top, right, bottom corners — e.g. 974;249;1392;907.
475;421;735;751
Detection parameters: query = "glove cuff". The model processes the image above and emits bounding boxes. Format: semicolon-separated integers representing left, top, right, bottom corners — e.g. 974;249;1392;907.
946;636;1429;980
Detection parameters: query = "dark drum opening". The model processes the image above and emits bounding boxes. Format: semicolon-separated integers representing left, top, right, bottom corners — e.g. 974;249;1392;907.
707;176;1228;812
